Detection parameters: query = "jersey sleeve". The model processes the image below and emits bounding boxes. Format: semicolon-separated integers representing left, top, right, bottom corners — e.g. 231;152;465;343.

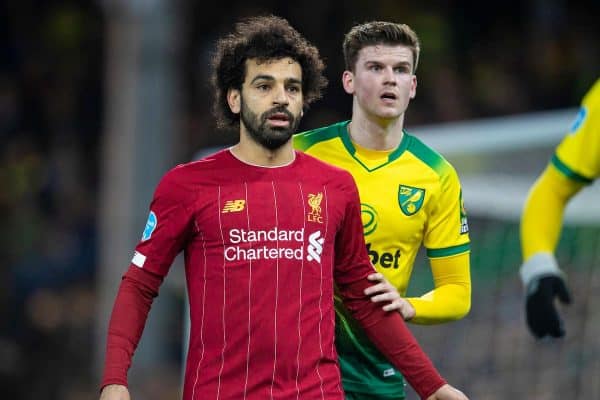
424;165;470;258
553;79;600;182
520;164;585;260
521;80;600;261
131;168;197;277
101;168;197;389
406;253;471;324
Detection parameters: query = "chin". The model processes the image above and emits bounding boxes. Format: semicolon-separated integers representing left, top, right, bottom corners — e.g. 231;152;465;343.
374;111;401;120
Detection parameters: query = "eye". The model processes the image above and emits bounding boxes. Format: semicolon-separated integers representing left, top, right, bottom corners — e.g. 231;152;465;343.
394;66;410;74
256;84;270;91
287;85;301;93
369;64;382;71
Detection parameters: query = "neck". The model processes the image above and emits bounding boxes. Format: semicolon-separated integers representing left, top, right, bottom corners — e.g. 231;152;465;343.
231;129;295;167
349;105;405;151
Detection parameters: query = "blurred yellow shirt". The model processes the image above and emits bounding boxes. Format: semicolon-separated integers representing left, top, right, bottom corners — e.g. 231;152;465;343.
553;78;600;182
521;78;599;260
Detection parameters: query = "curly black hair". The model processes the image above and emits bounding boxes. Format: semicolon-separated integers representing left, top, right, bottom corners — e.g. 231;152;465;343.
210;15;327;130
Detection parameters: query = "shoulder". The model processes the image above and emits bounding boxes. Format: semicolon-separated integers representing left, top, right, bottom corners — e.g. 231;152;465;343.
296;151;352;176
293;120;349;151
296;151;357;187
155;149;228;199
571;78;600;130
404;132;458;180
582;78;600;109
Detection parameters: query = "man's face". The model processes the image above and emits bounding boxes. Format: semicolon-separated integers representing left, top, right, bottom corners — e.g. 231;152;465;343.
343;44;417;120
235;57;304;150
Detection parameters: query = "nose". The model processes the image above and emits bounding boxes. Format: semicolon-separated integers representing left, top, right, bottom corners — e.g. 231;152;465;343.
272;84;289;106
382;66;396;85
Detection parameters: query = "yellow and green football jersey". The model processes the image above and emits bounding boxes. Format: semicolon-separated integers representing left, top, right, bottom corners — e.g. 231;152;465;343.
521;79;599;260
294;121;470;397
553;78;600;182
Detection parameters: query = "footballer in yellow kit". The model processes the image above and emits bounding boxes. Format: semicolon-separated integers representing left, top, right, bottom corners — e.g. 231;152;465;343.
294;121;471;397
520;78;599;338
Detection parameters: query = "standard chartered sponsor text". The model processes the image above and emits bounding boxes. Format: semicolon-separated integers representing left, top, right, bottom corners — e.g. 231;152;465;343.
225;227;305;261
229;228;305;243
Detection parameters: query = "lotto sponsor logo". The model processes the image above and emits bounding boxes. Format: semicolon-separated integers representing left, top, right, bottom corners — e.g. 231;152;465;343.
222;199;246;213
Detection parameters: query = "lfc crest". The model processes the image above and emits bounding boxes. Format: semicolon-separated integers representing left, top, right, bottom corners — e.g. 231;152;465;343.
307;192;323;223
398;185;425;216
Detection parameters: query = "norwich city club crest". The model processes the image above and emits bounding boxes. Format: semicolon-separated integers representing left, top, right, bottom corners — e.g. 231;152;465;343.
398;185;425;216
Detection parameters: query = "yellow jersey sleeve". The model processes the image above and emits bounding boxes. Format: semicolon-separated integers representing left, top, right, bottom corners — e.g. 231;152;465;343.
521;162;586;260
521;79;599;261
553;79;600;182
424;164;470;257
406;252;471;324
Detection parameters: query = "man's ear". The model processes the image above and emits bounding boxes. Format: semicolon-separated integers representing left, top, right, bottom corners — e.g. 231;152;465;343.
410;74;417;99
342;70;354;94
227;88;241;114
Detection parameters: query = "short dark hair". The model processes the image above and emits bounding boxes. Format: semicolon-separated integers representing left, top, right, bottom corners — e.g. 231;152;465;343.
210;15;327;130
343;21;420;73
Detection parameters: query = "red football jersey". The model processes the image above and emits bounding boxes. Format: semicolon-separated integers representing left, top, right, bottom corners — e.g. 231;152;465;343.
101;149;444;399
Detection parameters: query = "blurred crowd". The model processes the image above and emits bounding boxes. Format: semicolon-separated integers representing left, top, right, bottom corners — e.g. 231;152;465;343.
1;1;103;398
1;0;598;399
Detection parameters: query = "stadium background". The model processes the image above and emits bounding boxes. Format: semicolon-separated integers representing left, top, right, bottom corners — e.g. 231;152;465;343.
1;0;599;399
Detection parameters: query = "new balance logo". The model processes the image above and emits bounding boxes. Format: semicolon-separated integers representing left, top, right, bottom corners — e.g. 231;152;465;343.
306;230;324;262
222;200;245;213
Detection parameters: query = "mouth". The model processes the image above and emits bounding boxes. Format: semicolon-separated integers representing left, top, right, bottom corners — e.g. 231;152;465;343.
380;92;397;102
266;112;291;127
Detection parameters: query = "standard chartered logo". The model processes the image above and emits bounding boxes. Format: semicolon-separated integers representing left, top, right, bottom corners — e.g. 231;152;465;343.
306;231;324;262
223;228;325;263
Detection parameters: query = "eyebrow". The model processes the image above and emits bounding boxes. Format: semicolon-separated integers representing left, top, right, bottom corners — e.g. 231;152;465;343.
286;78;302;86
365;60;412;68
250;74;275;84
250;75;302;86
394;61;412;68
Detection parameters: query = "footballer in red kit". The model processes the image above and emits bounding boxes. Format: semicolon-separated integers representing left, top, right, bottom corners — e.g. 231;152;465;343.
103;149;446;399
106;149;376;398
99;15;468;400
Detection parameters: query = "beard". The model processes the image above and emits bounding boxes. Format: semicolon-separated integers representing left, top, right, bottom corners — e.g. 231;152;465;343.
240;99;301;150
